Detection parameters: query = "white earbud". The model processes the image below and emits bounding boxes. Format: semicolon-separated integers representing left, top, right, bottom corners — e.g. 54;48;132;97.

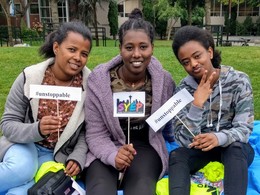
207;123;213;128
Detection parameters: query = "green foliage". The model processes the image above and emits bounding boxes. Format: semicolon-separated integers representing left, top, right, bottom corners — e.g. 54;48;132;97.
243;16;254;35
256;17;260;35
155;18;168;39
108;0;118;39
224;6;237;35
246;0;260;7
142;0;168;40
142;0;155;25
235;16;256;35
236;21;246;35
168;0;205;25
191;6;205;25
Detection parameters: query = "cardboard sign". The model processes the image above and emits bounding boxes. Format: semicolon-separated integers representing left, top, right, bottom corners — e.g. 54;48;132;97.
30;84;82;101
146;88;194;132
113;91;145;117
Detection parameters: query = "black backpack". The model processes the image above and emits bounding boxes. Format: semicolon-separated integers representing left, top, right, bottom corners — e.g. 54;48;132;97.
28;169;76;195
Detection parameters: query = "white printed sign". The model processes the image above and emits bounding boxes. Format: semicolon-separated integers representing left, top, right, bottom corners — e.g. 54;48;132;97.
113;92;145;117
30;84;82;101
146;88;194;132
71;178;85;195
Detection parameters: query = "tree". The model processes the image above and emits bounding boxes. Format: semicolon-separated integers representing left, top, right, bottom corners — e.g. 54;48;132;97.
204;0;211;26
16;0;32;26
247;0;260;7
0;0;14;46
142;0;155;26
155;0;183;40
0;0;33;46
170;0;204;25
108;0;118;40
78;0;108;47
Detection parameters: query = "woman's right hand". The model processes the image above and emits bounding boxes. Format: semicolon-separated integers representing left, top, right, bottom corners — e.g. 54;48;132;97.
39;116;62;136
115;144;137;171
193;70;216;108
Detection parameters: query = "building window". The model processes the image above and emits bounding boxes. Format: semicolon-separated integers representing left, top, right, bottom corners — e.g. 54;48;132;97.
39;0;51;23
58;1;66;23
118;3;124;17
40;0;49;6
211;0;222;16
30;4;39;14
15;4;21;13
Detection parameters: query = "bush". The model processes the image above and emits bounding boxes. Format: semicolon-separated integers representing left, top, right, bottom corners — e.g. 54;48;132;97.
256;17;260;36
243;16;254;35
236;21;246;36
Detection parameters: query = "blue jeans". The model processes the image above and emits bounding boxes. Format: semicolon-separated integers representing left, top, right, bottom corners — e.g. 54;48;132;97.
169;142;255;195
0;143;54;195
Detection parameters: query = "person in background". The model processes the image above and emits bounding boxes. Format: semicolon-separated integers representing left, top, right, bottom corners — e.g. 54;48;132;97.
84;8;175;195
0;21;92;195
168;25;254;195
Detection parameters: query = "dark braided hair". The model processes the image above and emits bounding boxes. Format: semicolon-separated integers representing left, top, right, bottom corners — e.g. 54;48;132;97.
172;25;221;68
118;8;154;45
39;20;92;59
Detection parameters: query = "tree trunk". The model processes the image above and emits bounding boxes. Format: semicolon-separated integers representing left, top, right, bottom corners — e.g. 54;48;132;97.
0;0;14;46
50;0;59;29
93;4;99;47
205;0;211;26
7;16;14;46
188;1;192;25
167;18;177;41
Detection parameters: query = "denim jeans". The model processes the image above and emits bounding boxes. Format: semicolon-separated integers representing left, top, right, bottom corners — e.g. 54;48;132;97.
169;142;255;195
0;143;54;195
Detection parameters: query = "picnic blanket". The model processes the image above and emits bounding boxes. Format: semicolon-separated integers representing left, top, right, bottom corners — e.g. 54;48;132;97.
3;121;258;195
155;120;260;195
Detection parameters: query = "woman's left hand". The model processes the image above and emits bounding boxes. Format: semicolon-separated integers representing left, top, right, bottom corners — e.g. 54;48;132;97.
189;133;219;151
65;160;80;177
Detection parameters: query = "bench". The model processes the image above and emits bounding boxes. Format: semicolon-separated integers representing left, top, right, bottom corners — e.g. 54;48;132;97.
0;26;22;46
222;38;250;46
89;27;107;47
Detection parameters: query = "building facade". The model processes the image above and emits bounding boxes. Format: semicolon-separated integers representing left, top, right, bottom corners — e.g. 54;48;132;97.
0;0;259;38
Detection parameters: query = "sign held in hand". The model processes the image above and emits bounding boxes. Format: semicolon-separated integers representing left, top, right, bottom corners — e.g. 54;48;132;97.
146;88;194;132
30;84;82;101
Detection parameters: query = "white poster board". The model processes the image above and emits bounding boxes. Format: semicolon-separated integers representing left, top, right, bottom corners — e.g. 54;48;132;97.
113;91;145;117
30;84;82;101
146;88;194;132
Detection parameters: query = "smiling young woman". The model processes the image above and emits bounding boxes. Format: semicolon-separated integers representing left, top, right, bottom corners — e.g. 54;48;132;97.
84;8;176;195
0;21;92;194
169;25;254;195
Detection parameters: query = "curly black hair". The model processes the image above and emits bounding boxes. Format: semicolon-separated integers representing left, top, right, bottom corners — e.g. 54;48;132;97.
172;25;221;68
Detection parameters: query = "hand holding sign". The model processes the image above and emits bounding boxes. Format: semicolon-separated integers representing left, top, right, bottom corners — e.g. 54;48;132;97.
30;84;82;139
39;115;62;137
113;91;145;187
146;88;195;137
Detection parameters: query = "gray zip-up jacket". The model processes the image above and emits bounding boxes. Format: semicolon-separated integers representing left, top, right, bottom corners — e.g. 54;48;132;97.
173;65;254;148
0;58;91;171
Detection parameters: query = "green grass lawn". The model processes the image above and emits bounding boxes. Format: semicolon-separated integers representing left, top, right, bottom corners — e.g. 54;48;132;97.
0;40;260;120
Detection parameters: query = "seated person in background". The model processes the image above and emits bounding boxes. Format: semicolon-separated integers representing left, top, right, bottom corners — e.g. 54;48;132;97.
168;25;255;195
84;8;175;195
0;21;92;195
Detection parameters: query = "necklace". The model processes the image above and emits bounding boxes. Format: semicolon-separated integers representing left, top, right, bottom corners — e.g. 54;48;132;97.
118;66;146;88
50;67;74;86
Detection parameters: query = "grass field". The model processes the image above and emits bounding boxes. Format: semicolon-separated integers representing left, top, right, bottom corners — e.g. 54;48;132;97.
0;40;260;120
